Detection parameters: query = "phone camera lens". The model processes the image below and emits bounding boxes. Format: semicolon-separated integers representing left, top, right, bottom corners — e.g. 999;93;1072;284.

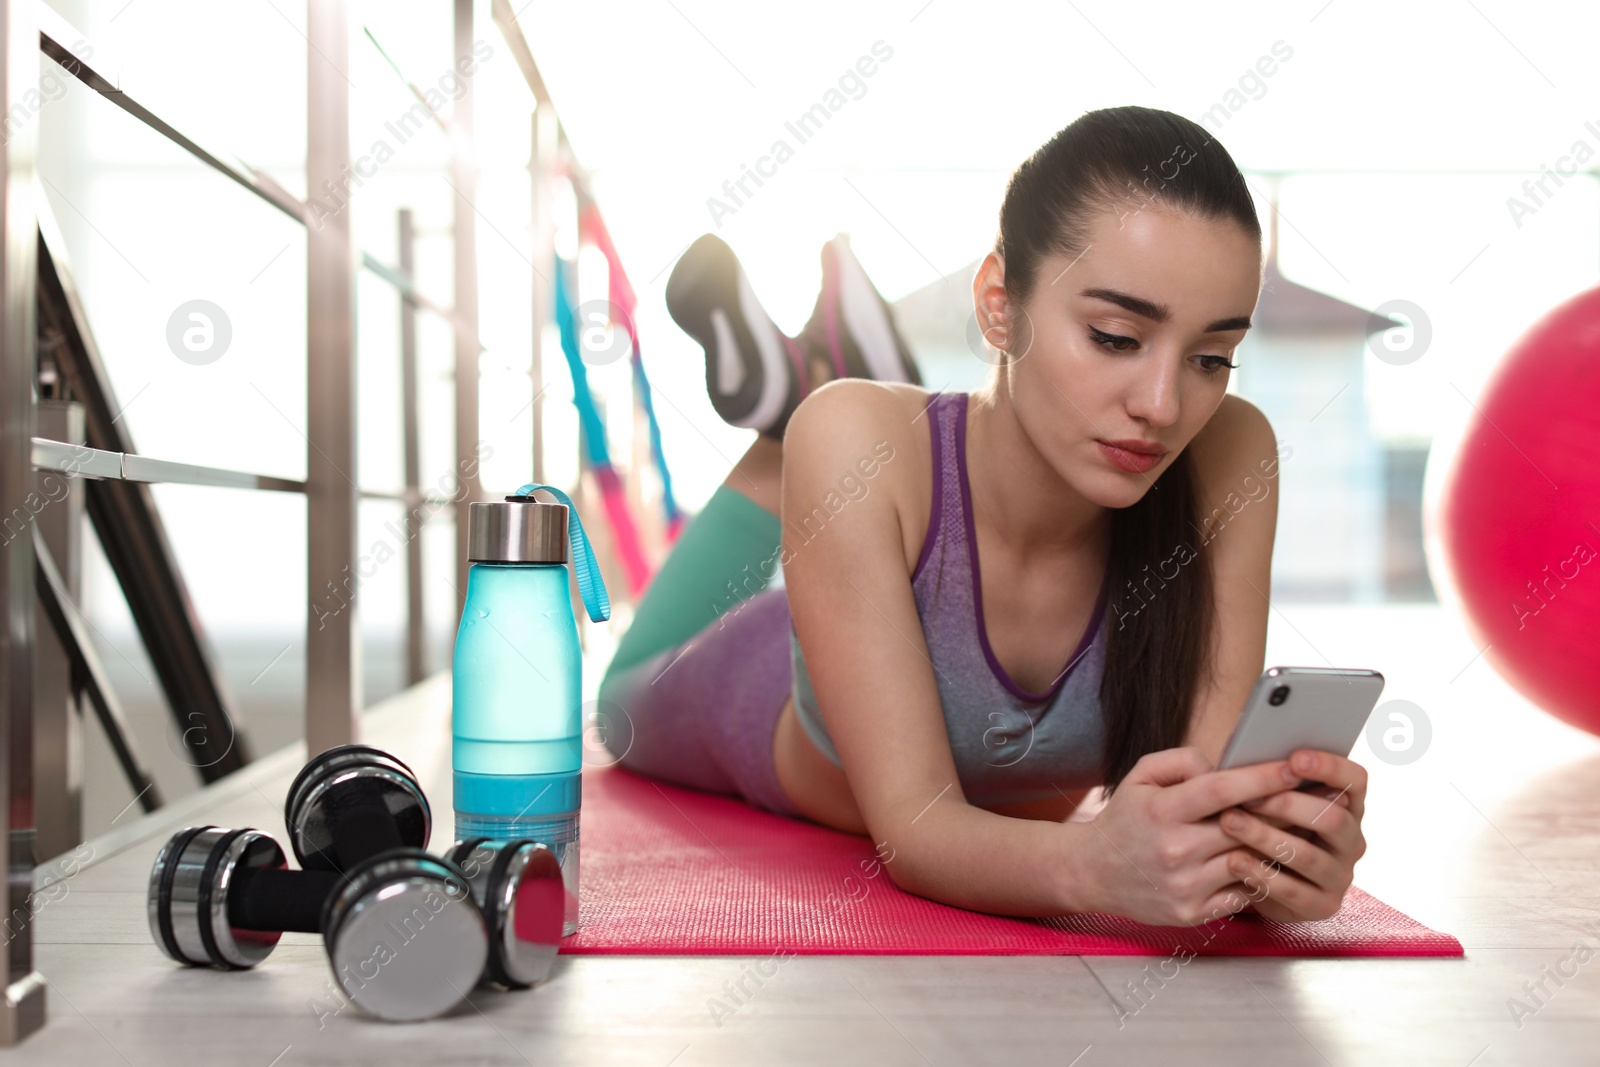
1268;685;1291;706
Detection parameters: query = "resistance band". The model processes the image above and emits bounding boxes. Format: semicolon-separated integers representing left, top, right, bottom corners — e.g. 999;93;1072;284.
577;200;686;544
553;252;652;598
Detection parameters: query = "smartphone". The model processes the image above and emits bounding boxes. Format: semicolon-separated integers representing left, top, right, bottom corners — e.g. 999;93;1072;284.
1215;666;1385;792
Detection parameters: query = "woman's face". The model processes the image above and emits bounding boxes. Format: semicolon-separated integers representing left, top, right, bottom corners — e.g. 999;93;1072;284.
981;202;1262;509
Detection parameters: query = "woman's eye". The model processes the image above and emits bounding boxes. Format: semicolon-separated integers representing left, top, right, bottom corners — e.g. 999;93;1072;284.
1088;327;1137;351
1090;327;1236;374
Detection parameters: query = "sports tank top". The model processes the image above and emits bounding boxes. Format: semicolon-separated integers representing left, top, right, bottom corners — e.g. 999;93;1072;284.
787;390;1112;807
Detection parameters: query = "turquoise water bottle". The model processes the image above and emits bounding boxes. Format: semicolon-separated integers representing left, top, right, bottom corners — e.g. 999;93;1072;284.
452;484;610;937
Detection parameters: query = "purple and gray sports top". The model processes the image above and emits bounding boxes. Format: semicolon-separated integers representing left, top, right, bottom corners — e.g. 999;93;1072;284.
786;390;1112;807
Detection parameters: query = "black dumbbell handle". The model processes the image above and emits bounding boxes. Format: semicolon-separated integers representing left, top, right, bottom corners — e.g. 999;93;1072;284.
225;867;343;933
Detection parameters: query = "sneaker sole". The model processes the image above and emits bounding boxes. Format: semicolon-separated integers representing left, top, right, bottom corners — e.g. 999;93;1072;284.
665;233;798;433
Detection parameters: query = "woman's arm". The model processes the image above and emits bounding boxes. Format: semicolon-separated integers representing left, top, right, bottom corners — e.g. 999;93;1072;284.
1177;395;1367;921
1176;395;1281;914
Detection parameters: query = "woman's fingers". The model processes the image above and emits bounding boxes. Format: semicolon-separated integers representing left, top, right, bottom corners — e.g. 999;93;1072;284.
1284;750;1368;821
1224;843;1347;921
1253;788;1363;856
1217;844;1333;921
1216;787;1364;920
1244;788;1352;841
1182;850;1264;926
1166;759;1304;825
1219;807;1338;886
1227;862;1344;923
1127;748;1369;925
1247;788;1351;812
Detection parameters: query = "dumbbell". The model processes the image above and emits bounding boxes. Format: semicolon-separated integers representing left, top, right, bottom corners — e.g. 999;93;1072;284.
283;745;563;987
149;746;563;1017
446;838;565;988
286;747;564;988
148;745;435;967
283;744;431;872
150;744;485;1022
148;825;489;1023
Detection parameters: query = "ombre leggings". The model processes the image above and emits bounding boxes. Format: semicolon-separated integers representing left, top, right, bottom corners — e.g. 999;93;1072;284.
595;485;805;817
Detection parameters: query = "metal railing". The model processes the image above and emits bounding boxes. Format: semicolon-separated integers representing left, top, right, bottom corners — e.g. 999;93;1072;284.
1;0;497;1043
1;0;44;1040
0;0;668;1042
33;0;489;753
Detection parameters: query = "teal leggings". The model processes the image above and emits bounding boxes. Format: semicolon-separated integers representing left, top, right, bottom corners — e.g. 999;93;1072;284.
595;484;804;816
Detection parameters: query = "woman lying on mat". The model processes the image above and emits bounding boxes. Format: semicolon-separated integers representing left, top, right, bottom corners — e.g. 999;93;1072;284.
597;105;1365;927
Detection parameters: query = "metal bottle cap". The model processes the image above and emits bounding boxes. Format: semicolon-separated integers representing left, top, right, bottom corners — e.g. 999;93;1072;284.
467;496;568;564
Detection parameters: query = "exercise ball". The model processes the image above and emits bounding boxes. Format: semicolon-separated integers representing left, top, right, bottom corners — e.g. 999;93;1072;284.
1425;283;1600;735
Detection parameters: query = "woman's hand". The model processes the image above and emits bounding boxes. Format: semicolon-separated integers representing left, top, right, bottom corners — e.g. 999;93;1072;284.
1218;748;1368;922
1077;746;1315;927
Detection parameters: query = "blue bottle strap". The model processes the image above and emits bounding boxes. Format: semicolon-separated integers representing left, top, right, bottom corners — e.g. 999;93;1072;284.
513;483;612;623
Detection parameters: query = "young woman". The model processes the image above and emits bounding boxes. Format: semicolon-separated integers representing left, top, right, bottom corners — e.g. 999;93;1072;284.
598;106;1367;928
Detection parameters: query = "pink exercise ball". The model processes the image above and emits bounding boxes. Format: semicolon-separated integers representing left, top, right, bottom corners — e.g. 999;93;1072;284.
1429;283;1600;734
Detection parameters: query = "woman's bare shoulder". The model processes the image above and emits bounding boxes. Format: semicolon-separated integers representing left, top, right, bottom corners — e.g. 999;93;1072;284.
787;377;932;429
782;380;937;574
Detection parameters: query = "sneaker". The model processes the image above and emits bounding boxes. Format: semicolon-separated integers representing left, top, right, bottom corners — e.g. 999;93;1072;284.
797;233;922;388
665;233;812;438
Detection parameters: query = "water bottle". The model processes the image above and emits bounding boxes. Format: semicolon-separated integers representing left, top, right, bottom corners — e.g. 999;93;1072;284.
452;483;610;937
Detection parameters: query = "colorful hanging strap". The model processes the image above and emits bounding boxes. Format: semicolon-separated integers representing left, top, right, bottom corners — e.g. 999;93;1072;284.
578;202;684;536
553;255;611;467
552;254;653;597
512;482;611;623
631;355;684;538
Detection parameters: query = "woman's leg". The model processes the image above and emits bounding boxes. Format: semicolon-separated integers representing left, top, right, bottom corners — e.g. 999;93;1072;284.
597;582;798;815
601;434;783;680
595;436;803;815
596;231;922;815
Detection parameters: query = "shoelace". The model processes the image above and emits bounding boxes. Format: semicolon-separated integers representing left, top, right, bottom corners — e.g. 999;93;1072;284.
512;483;612;623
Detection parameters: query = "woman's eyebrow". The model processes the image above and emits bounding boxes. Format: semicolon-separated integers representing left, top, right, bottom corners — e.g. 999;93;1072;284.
1079;287;1252;333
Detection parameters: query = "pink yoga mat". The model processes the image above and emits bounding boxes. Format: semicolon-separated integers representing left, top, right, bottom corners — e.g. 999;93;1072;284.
561;764;1462;957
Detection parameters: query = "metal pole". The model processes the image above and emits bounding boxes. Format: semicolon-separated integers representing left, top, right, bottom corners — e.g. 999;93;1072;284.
0;0;45;1043
305;0;359;754
399;209;425;686
34;534;162;813
453;0;482;616
32;399;84;859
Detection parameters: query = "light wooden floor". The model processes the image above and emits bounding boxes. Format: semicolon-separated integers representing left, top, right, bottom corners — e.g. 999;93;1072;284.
4;602;1599;1066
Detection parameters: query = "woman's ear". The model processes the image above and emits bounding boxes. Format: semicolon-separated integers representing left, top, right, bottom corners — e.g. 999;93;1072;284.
972;252;1011;353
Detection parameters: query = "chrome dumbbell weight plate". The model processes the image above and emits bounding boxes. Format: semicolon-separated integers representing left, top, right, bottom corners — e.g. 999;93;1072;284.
322;849;489;1023
285;744;431;871
148;826;286;970
447;839;565;988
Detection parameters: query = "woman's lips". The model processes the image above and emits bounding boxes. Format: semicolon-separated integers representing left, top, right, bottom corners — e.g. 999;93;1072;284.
1096;440;1164;474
